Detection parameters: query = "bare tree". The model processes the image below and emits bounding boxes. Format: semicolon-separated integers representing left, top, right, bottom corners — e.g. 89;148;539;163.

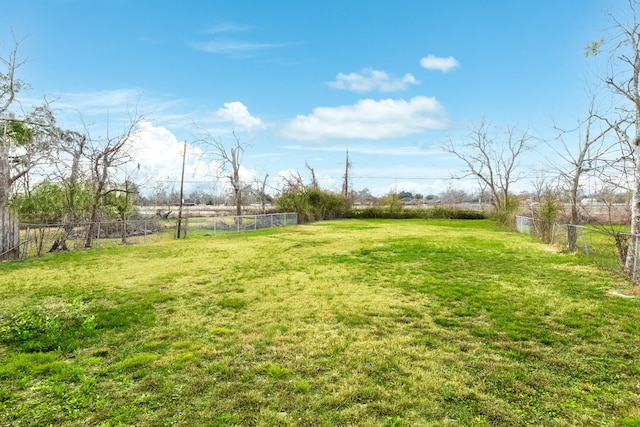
444;119;533;213
198;129;248;216
253;172;270;214
587;0;640;275
278;169;305;192
305;162;318;189
83;115;142;248
548;95;618;250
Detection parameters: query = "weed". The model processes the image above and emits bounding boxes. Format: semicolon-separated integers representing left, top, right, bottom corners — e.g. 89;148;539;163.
218;297;247;310
263;363;290;380
294;380;310;393
114;353;157;372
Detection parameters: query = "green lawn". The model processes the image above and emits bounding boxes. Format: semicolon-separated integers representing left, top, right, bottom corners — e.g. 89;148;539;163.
0;219;639;426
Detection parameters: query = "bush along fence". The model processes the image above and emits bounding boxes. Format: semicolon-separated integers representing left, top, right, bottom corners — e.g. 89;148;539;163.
516;216;640;280
179;212;298;237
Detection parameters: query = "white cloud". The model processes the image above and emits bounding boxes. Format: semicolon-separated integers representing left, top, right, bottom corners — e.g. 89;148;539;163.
280;96;448;141
420;54;460;72
213;101;265;131
128;121;209;191
328;68;419;92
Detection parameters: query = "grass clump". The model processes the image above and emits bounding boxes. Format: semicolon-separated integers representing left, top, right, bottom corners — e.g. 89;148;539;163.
217;297;247;310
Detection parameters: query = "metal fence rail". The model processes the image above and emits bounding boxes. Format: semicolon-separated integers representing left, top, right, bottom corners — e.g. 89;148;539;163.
185;212;298;236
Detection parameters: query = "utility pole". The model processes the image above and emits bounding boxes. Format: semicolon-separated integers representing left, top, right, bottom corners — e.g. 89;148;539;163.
176;140;187;239
342;149;351;210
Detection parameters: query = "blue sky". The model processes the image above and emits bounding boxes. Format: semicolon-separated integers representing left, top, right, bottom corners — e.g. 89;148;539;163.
2;0;615;197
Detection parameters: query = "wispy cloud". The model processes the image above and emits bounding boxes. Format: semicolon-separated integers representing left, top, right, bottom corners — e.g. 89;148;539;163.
190;39;283;55
190;21;284;56
420;54;460;72
328;68;419;93
52;89;145;113
282;144;440;156
280;96;448;141
204;22;252;34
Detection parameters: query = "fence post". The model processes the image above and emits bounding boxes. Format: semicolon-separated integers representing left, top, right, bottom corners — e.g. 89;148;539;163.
22;226;30;260
581;226;588;256
143;219;147;243
255;215;257;231
96;222;101;249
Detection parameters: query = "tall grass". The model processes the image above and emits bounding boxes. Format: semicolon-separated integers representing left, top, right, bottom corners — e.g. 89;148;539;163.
0;219;638;426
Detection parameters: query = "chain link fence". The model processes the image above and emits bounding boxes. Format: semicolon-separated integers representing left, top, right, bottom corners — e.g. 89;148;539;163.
181;212;298;237
551;223;640;279
16;212;298;261
19;219;172;260
515;215;535;235
516;216;640;279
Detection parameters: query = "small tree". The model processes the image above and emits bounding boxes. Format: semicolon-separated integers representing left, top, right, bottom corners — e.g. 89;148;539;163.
104;180;138;244
384;192;405;216
534;191;564;243
83;115;143;248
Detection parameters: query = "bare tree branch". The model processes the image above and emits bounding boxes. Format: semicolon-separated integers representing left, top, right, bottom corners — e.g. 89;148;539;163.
444;119;532;211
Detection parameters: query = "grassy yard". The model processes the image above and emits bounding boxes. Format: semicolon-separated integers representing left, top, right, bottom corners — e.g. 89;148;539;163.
0;219;639;426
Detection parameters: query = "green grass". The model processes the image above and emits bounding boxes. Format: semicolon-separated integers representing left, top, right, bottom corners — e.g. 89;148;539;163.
0;218;639;426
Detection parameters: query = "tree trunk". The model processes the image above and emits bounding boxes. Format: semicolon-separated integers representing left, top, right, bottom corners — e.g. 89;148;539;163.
0;203;19;260
623;108;640;276
625;176;640;275
120;220;127;245
235;187;242;216
568;197;580;252
85;202;99;248
0;138;19;260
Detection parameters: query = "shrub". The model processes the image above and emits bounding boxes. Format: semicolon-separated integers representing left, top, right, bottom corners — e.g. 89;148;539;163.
491;194;521;229
276;188;347;223
534;195;563;243
348;205;487;220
